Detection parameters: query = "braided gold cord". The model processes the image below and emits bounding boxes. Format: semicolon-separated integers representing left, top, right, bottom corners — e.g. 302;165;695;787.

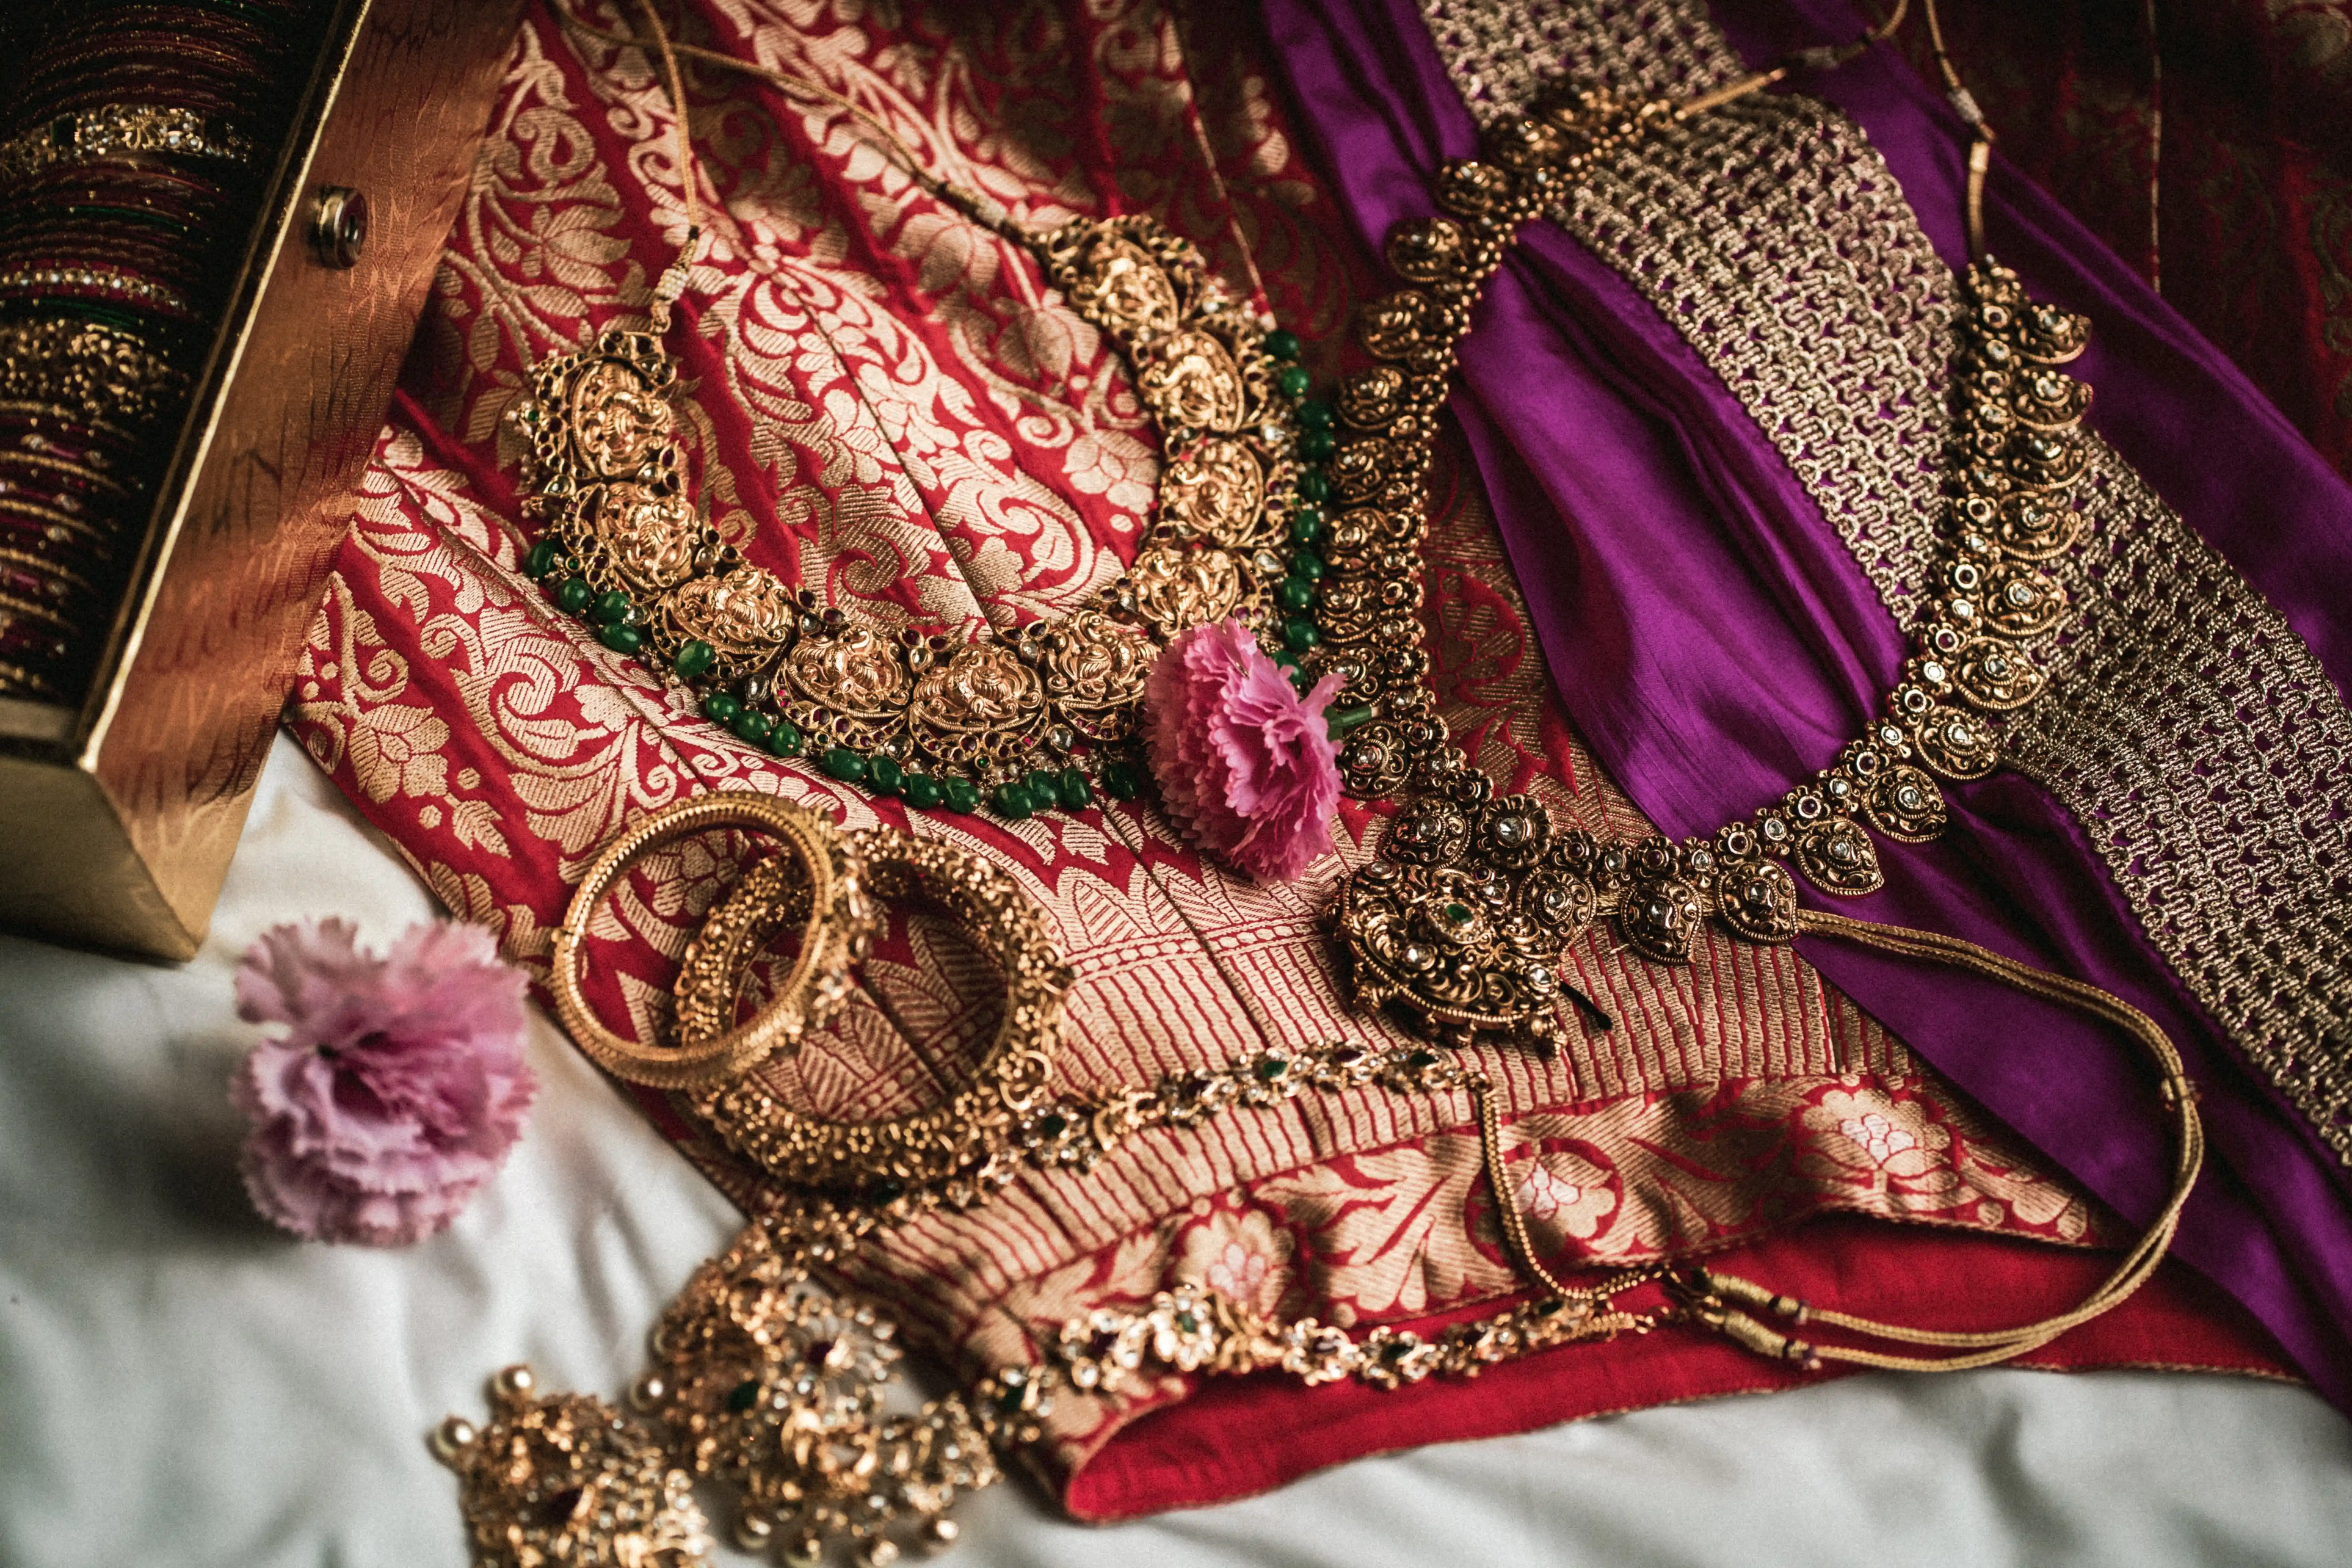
1660;909;2202;1372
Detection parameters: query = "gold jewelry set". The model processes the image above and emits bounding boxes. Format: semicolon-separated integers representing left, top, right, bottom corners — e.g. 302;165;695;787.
439;5;2209;1565
452;781;1673;1566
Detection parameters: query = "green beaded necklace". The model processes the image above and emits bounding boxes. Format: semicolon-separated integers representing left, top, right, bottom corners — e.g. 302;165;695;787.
509;12;1348;825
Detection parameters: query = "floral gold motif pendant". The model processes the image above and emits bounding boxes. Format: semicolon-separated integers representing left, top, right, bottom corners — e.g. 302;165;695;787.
506;214;1323;815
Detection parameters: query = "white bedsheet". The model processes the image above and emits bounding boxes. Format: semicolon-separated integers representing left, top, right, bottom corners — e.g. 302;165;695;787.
2;733;2347;1567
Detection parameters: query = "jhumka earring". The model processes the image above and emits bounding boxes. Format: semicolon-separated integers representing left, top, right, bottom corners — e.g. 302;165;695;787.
434;1363;714;1568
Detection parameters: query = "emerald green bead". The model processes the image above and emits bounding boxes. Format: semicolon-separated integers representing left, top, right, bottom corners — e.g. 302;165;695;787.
599;622;644;655
555;576;592;615
1054;768;1092;810
821;747;867;783
765;718;804;757
1297;428;1336;461
942;776;980;813
1283;617;1321;653
1295;468;1330;504
867;755;905;796
1291;549;1327;581
702;691;741;724
1274;363;1311;400
726;1379;760;1414
901;774;943;810
1264;328;1302;361
524;539;560;579
1288;664;1313;695
591;588;632;626
1277;576;1316;613
1099;758;1143;800
992;782;1034;820
731;708;773;744
673;639;715;680
1025;768;1060;806
1289;506;1325;544
1296;399;1334;430
1270;644;1299;668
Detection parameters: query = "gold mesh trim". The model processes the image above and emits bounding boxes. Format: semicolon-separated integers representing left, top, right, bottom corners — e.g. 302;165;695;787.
1416;0;2352;1160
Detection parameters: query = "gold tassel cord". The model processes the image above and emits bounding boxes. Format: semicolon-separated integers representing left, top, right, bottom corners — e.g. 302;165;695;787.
1473;908;2204;1375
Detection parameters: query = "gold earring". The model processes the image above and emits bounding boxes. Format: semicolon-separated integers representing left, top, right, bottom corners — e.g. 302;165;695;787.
631;1217;999;1568
433;1363;712;1568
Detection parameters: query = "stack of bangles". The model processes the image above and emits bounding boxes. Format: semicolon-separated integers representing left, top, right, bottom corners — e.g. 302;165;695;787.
549;790;1076;1203
0;1;321;702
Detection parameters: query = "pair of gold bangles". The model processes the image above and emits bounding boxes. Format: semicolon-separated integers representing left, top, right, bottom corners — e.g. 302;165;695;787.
548;791;1073;1194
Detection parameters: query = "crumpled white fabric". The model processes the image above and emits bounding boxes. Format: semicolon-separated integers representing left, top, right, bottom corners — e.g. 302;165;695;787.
1;733;2347;1567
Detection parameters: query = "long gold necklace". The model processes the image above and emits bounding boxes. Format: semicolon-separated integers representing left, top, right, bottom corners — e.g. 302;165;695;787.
508;3;1349;820
1327;91;2091;1053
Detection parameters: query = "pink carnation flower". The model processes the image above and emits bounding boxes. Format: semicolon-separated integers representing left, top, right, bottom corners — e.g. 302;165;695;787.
230;918;535;1247
1144;617;1345;881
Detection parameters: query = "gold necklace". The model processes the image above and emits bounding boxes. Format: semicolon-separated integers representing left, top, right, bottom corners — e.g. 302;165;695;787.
1321;75;2092;1052
508;2;1348;820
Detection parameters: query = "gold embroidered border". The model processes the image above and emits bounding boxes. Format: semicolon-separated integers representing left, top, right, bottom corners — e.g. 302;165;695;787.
1416;0;2352;1160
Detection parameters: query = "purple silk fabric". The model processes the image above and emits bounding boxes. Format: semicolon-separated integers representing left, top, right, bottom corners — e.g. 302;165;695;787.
1261;0;2352;1406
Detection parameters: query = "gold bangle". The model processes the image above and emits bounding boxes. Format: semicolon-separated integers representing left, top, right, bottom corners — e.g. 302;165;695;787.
682;824;1073;1194
0;400;137;444
0;545;94;597
0;585;74;630
0;319;184;430
0;105;259;184
0;265;196;320
551;791;873;1089
0;446;129;496
0;653;66;700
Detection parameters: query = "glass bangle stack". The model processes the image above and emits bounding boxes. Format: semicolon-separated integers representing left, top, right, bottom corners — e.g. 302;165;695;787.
0;0;325;703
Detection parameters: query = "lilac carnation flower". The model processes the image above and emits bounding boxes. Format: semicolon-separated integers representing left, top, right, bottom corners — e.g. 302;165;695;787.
231;918;535;1245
